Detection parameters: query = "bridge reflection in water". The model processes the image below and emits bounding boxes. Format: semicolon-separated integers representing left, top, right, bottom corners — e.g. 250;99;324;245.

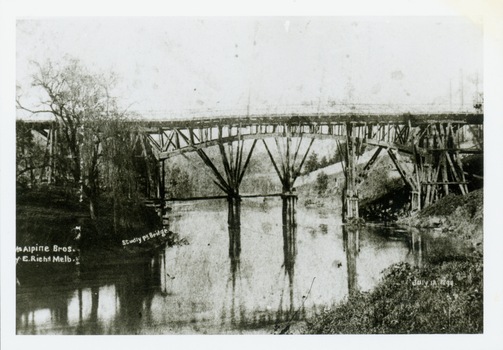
408;228;429;269
221;195;299;329
17;201;449;335
223;196;244;327
343;226;360;296
280;195;298;319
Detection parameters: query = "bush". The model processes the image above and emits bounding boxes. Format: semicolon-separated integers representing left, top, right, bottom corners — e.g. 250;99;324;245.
305;256;483;334
316;171;329;195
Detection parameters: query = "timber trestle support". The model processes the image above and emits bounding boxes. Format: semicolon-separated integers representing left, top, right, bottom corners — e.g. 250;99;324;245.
18;112;482;227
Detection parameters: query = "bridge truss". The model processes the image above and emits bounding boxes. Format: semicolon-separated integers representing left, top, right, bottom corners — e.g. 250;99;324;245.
138;113;483;220
19;112;483;222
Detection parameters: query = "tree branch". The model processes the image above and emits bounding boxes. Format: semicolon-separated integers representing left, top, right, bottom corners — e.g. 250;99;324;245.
16;99;53;115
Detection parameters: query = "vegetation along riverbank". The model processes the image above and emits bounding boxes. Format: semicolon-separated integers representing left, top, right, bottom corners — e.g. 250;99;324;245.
16;184;186;268
302;188;483;334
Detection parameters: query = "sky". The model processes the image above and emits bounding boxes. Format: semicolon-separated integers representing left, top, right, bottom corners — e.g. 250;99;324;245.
16;17;483;119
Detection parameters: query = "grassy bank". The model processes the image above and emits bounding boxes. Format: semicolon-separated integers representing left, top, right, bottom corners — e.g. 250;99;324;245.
398;189;483;253
305;256;482;334
297;152;404;210
303;188;484;334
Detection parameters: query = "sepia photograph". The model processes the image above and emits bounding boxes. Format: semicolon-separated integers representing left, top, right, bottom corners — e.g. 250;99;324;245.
2;2;503;348
12;16;486;336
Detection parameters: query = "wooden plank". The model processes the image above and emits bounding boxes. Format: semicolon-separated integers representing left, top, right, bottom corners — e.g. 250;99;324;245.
262;139;285;184
387;148;416;191
167;195;229;201
158;131;477;160
146;134;161;152
26;112;483;132
445;152;467;195
356;146;383;189
218;142;233;189
291;135;304;170
196;148;231;193
166;193;284;201
455;150;469;194
285;136;292;189
274;137;288;181
295;138;315;181
228;141;235;176
437;124;450;196
187;128;195;146
174;129;180;149
190;127;199;144
420;181;469;185
238;139;257;186
336;140;347;179
234;139;243;186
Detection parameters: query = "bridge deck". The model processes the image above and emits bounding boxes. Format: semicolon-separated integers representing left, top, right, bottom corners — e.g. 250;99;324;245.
18;112;483;130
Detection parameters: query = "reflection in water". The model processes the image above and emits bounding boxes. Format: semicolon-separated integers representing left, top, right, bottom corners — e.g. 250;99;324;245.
281;195;297;316
24;253;165;335
17;200;457;335
115;255;161;333
343;226;360;296
408;228;428;268
75;284;102;334
228;197;241;287
225;196;244;327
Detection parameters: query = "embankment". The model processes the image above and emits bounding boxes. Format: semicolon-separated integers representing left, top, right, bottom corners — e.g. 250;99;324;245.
303;188;483;334
398;189;483;253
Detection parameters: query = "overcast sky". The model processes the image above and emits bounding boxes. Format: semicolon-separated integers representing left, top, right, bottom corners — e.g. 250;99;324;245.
16;17;483;118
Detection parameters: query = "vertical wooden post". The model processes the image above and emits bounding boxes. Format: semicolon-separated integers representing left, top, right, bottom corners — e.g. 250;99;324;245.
342;123;359;222
411;121;473;211
441;152;450;196
411;191;421;212
409;123;422;212
454;150;469;195
437;123;449;196
157;129;167;227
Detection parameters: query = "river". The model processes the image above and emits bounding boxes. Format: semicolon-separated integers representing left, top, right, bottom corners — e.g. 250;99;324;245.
16;197;451;335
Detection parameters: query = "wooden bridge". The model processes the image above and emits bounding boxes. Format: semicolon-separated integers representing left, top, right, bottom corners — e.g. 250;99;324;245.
20;111;483;221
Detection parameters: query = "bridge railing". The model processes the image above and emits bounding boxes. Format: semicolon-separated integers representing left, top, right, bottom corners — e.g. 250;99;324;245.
131;103;481;121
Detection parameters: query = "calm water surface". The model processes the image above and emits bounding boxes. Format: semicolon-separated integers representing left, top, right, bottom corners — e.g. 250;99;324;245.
17;198;445;334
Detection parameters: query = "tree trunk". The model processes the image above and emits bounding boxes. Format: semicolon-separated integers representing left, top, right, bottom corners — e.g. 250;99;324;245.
113;197;117;235
89;197;97;221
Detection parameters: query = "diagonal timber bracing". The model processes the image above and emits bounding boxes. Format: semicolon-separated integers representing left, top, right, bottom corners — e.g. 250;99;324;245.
18;111;483;216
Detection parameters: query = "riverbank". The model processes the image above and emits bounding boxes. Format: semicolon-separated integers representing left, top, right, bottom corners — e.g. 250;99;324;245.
302;188;483;334
398;189;483;254
304;255;482;334
16;185;185;268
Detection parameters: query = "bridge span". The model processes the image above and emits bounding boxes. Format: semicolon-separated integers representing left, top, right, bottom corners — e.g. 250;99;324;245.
20;111;483;221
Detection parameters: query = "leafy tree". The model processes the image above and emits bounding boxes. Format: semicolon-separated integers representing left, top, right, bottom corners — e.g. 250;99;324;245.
166;164;192;198
304;151;319;174
316;171;329;195
331;143;344;164
100;118;149;234
320;155;328;168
